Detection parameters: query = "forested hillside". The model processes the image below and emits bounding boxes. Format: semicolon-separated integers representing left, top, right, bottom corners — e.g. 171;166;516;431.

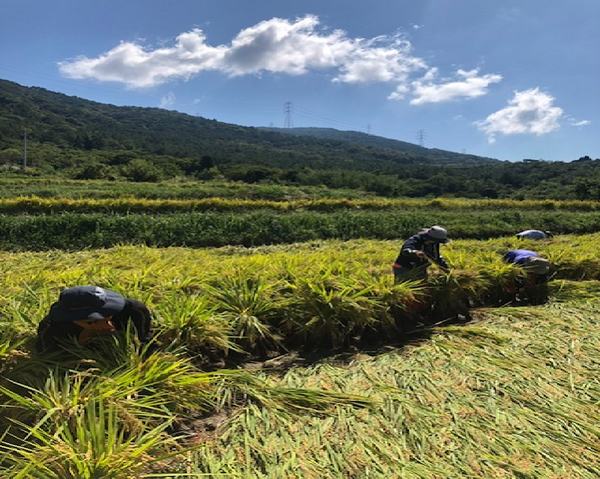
1;78;600;199
260;126;495;164
0;78;485;169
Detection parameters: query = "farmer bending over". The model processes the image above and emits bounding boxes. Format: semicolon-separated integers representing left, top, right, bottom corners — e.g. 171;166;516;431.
36;285;153;353
393;226;450;282
503;249;551;304
516;229;553;240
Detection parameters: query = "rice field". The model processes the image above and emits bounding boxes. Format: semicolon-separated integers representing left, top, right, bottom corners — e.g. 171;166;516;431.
193;302;600;477
0;235;599;477
4;191;600;250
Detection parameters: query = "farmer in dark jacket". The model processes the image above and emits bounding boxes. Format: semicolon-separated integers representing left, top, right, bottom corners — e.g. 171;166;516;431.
36;285;153;353
393;226;450;282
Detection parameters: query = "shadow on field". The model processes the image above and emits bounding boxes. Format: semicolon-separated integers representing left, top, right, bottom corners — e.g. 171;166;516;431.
221;310;482;373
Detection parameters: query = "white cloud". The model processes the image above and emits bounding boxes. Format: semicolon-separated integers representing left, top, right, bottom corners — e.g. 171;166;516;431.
407;68;502;104
476;88;563;143
222;15;355;76
569;119;591;127
159;91;176;109
334;35;427;84
58;15;499;103
59;29;224;88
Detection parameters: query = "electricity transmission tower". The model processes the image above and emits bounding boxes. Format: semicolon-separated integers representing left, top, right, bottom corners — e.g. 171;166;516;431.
416;130;426;147
284;102;294;128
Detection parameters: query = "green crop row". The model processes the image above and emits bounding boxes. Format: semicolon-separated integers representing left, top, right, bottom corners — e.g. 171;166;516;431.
0;177;374;201
1;209;600;250
3;195;600;214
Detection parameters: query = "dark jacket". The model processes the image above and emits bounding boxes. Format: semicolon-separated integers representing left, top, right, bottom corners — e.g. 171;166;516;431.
394;234;448;270
36;299;152;353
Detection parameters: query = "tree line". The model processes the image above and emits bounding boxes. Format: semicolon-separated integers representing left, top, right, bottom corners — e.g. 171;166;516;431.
3;146;599;200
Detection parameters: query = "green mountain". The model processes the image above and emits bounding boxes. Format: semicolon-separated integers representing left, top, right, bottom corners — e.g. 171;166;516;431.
3;78;600;201
0;78;499;172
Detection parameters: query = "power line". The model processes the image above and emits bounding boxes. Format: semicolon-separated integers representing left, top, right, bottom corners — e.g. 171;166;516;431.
290;105;417;140
292;107;364;131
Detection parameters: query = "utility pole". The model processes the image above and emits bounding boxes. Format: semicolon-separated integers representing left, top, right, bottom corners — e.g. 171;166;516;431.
284;102;293;128
416;129;426;147
22;129;28;169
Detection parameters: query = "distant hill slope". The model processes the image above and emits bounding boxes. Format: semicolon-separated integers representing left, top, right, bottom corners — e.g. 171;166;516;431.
260;127;498;165
0;79;499;170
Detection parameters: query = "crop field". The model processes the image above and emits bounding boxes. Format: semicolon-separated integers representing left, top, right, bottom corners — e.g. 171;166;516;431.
0;179;599;477
4;179;600;250
1;235;599;477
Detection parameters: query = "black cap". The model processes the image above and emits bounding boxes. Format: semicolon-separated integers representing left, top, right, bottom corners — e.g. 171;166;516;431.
46;286;126;323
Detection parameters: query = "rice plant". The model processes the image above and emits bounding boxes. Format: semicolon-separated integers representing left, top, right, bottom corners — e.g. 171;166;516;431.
0;395;186;478
153;292;236;356
211;369;375;413
426;268;491;321
366;274;429;336
285;271;380;349
202;269;287;354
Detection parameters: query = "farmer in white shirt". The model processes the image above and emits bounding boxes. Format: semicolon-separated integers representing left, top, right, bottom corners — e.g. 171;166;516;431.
516;229;553;240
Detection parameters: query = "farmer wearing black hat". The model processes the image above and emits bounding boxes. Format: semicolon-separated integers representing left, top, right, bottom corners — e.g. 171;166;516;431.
36;285;153;353
392;226;450;282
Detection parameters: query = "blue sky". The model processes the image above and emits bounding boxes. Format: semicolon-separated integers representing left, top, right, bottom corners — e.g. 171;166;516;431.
1;0;598;162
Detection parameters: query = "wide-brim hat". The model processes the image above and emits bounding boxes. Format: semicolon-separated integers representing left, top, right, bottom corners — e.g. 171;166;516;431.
523;257;550;275
46;286;126;323
420;225;449;243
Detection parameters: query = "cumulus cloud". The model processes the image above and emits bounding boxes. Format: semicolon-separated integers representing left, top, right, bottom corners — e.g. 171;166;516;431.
406;68;503;104
221;15;355;76
59;29;224;88
476;88;563;143
58;15;498;103
334;35;427;85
